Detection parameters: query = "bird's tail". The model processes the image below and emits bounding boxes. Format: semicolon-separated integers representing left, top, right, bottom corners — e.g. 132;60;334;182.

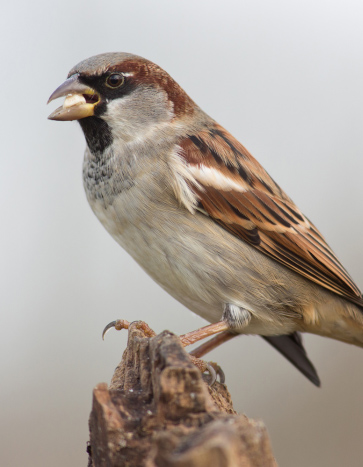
304;297;363;348
262;333;320;386
262;298;363;387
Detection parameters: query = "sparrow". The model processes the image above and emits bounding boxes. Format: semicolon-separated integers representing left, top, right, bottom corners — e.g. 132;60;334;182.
48;52;363;387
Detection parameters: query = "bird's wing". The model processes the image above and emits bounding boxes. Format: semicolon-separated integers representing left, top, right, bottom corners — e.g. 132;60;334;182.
179;123;363;307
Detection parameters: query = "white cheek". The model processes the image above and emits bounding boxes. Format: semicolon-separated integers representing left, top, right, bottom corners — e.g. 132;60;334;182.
102;88;173;140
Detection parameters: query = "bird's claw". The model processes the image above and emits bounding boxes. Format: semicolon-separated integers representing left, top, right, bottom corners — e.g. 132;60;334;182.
200;362;226;386
203;362;217;386
209;361;225;384
189;355;225;386
102;319;156;340
101;320;225;386
102;319;130;340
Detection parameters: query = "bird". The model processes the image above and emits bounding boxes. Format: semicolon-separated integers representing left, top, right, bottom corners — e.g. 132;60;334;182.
48;52;363;387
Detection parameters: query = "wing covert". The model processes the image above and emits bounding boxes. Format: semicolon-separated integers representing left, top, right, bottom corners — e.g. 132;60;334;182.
179;124;363;306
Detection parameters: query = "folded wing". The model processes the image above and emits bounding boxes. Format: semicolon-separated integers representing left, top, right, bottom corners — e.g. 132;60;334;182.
179;124;363;307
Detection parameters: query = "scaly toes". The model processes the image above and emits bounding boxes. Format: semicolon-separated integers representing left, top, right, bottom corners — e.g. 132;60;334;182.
102;319;156;340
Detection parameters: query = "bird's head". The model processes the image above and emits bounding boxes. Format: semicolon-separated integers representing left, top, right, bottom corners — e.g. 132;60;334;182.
48;53;196;152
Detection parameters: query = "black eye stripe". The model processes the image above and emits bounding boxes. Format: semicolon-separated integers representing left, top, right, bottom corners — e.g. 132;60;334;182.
77;72;137;118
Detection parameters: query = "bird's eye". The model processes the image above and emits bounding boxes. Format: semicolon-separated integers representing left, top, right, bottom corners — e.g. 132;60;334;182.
106;73;125;88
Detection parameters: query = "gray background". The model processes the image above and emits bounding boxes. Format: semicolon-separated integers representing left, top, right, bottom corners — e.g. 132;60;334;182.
2;1;363;466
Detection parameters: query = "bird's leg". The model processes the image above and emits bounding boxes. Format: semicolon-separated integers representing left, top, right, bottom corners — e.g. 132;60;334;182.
102;305;251;385
189;331;239;385
179;321;230;346
189;331;238;384
180;305;252;384
180;320;231;384
189;331;237;358
180;304;251;347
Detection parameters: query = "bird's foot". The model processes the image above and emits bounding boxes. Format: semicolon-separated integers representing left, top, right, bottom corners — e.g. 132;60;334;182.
178;321;233;385
189;355;225;385
102;319;156;340
102;319;227;385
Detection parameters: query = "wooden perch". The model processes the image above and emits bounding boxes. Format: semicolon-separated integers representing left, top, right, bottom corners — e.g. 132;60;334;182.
87;321;277;467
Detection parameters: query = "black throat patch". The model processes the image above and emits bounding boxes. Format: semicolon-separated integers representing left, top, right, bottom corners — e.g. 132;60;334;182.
79;116;113;155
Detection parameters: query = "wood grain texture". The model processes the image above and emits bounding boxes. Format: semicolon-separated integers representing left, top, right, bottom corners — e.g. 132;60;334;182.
87;321;277;467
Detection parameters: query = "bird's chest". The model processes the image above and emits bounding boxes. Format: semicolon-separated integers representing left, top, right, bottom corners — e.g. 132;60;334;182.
82;155;222;318
83;149;136;207
82;155;306;331
83;151;179;277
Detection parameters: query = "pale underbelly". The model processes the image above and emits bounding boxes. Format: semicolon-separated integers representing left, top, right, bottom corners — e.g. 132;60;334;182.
88;194;311;336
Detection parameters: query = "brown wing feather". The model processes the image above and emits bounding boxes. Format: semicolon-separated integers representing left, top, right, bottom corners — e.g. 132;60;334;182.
179;123;363;307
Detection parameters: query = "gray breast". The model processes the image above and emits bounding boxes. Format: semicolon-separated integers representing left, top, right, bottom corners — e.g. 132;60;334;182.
83;146;136;207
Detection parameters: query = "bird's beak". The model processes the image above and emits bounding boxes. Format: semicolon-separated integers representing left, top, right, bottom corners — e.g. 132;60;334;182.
47;74;100;121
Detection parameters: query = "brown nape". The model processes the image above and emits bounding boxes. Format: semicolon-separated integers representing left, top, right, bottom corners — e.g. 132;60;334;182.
109;58;196;116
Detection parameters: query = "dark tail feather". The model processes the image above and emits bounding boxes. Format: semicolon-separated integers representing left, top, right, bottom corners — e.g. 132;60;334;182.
261;332;321;387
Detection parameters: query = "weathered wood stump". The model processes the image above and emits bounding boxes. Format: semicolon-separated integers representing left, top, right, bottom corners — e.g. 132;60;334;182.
87;321;277;466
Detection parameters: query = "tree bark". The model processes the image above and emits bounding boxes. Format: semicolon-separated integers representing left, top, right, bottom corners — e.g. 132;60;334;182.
87;321;277;467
